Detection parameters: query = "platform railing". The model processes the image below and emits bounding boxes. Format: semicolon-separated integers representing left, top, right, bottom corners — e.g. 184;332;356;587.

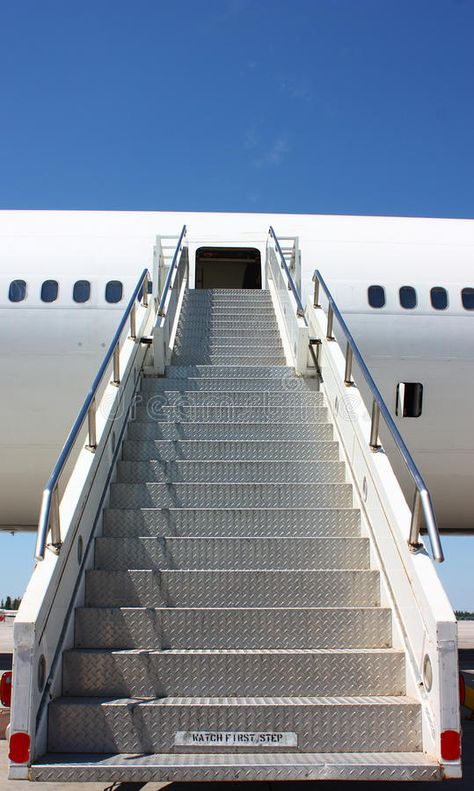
153;228;189;374
158;225;187;317
266;227;308;375
268;226;305;317
34;268;151;561
313;269;444;563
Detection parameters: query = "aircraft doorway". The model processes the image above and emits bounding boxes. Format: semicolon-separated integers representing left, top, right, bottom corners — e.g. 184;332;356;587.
195;247;261;289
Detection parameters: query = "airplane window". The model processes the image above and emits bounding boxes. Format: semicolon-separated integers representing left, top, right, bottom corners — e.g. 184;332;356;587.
461;288;474;310
9;280;27;302
396;382;423;418
105;280;123;303
430;287;448;310
41;280;59;303
73;280;91;303
399;286;417;309
368;285;385;308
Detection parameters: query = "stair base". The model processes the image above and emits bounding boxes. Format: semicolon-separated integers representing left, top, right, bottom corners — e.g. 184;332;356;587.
31;751;444;782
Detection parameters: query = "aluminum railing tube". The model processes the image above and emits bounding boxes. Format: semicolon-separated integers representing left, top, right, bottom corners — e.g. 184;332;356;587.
34;268;151;561
312;269;444;563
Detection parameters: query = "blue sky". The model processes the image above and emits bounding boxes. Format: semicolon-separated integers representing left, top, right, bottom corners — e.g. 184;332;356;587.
0;0;473;216
0;0;473;609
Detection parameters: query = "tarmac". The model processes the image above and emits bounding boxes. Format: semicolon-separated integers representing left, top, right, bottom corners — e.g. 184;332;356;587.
0;621;473;790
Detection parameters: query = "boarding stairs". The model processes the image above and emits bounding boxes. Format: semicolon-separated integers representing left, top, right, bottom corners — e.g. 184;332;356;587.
9;228;460;782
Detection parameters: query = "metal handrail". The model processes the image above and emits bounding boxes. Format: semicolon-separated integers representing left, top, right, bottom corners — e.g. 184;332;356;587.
35;268;151;561
313;269;444;563
268;226;305;317
158;225;187;317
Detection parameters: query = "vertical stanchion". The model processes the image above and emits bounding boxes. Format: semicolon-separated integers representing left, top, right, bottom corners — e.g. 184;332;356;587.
113;342;120;385
369;399;381;450
344;343;353;386
87;398;97;450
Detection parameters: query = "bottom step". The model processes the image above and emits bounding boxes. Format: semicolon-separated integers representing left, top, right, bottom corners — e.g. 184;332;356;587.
31;752;443;782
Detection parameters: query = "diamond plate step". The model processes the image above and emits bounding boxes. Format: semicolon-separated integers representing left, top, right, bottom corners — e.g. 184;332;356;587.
132;405;328;422
108;482;353;509
182;301;275;308
85;569;380;608
102;506;361;537
174;321;281;332
173;340;284;352
75;606;391;650
163;365;295;377
171;355;287;366
47;696;422;754
63;648;405;698
181;305;276;311
121;439;337;462
172;345;284;357
126;422;333;441
30;751;442;783
94;536;369;571
175;330;281;340
116;460;345;483
136;391;325;406
184;289;273;298
179;315;277;321
141;377;318;392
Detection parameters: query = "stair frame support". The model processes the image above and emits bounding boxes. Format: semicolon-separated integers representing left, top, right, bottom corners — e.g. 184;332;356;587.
306;300;461;779
9;284;155;779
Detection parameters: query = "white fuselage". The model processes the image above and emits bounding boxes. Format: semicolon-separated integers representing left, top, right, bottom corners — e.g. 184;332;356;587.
1;210;473;532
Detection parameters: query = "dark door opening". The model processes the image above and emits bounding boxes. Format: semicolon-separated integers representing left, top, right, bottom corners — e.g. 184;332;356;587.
195;247;261;289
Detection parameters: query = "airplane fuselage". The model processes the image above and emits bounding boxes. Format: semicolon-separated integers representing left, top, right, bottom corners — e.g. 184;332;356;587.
1;210;473;532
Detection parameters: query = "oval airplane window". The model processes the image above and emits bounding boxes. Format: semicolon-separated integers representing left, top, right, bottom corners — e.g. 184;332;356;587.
430;286;448;310
461;288;474;310
41;280;59;303
73;280;91;303
9;279;27;302
105;280;123;303
368;285;385;308
399;286;417;309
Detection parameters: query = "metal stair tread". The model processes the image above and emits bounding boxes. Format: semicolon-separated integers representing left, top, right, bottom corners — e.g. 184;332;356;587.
105;505;357;511
128;420;330;425
51;695;418;706
30;751;441;774
163;365;295;373
66;647;402;656
78;605;385;612
97;536;366;544
136;391;324;399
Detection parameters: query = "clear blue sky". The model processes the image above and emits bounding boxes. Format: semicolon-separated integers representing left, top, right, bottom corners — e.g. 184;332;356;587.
0;0;473;216
0;0;473;610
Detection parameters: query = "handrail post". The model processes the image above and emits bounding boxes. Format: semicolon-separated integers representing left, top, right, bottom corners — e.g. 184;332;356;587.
344;343;353;386
113;342;120;386
313;277;320;308
326;305;335;340
408;489;424;552
369;398;381;450
129;303;136;340
49;485;61;553
142;273;149;308
86;397;97;451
